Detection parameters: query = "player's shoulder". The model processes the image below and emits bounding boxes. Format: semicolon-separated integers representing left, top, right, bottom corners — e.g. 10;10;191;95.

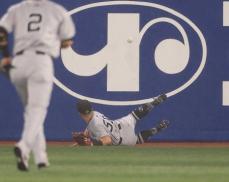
93;111;105;119
5;2;23;13
45;1;69;14
91;111;104;123
94;111;102;115
12;1;68;14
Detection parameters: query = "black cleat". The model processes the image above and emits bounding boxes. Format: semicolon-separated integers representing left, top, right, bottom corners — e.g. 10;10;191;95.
38;163;49;169
151;94;167;106
14;147;28;172
156;120;170;132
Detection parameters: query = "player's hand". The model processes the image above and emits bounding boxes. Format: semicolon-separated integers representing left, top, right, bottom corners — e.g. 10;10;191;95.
72;131;92;146
0;39;7;47
1;56;10;65
0;57;13;71
61;39;73;48
0;57;14;78
0;31;8;48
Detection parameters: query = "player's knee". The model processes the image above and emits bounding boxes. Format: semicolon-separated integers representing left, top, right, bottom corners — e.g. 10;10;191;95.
27;101;49;112
132;104;152;120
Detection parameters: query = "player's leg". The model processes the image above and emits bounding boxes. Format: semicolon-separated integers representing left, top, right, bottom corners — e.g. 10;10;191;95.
137;120;170;144
10;57;28;106
16;54;53;168
132;94;167;120
10;56;30;171
32;125;49;169
117;114;138;145
24;55;53;167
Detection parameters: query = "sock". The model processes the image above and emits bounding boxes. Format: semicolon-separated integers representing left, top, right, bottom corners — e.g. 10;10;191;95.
137;128;158;144
132;103;154;120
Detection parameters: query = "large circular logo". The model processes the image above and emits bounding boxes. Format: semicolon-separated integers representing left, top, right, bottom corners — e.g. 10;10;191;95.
54;1;207;106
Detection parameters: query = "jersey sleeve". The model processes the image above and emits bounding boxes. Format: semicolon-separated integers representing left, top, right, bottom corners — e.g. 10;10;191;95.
58;12;76;41
0;6;16;33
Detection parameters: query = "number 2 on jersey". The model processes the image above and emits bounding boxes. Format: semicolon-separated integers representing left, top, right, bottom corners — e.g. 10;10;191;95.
28;14;42;32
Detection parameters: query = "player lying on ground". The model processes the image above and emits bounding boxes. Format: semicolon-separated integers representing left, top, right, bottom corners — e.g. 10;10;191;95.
72;94;169;146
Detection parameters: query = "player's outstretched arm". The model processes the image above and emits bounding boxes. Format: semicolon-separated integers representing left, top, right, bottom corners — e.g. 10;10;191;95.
92;136;112;146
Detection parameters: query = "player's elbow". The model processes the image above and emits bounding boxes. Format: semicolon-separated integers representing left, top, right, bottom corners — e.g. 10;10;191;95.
100;136;112;146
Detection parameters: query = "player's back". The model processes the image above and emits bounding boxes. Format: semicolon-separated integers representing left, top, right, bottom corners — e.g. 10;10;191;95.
2;0;75;58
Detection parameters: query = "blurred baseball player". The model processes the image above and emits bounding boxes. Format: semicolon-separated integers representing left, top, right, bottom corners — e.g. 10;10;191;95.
73;94;169;146
0;0;75;171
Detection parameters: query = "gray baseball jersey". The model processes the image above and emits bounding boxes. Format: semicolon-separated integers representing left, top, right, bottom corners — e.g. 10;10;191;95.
87;111;138;146
0;0;75;58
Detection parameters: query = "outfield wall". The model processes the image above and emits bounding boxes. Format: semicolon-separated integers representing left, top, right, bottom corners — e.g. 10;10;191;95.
0;0;228;141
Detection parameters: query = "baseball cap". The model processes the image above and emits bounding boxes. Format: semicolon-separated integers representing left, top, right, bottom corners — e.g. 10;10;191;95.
77;100;92;115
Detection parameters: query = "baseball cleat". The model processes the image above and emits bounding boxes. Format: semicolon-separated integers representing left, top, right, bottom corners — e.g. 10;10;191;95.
38;162;49;169
151;94;167;106
156;120;170;132
14;146;29;171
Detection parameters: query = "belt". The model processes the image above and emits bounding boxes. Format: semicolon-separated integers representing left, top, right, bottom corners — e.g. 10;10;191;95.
15;50;46;56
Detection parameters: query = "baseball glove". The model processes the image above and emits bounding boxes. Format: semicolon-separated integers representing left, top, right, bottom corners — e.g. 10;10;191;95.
72;132;92;146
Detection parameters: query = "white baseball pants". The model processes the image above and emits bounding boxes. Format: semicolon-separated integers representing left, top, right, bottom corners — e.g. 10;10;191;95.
10;51;53;165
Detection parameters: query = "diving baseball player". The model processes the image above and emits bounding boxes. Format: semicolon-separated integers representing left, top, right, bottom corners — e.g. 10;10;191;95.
73;94;169;146
0;0;75;171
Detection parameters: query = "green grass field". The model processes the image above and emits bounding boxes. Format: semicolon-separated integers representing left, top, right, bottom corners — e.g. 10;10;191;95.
0;145;229;182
